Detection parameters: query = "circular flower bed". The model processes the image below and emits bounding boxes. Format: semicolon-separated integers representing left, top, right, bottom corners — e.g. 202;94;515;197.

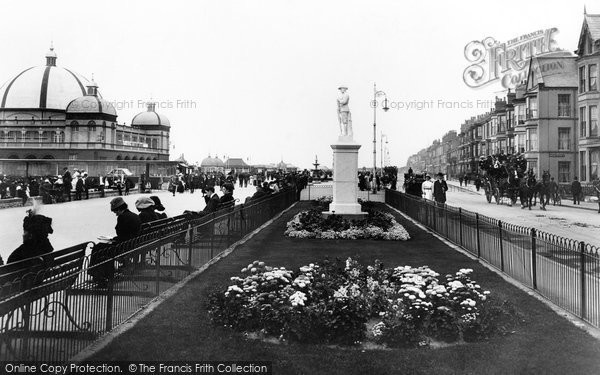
284;210;410;240
208;258;520;348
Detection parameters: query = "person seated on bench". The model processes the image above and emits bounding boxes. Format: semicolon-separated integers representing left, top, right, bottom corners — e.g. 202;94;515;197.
219;183;235;207
136;196;158;224
89;197;141;286
7;209;54;264
185;185;220;217
150;196;167;219
245;185;267;203
110;197;142;242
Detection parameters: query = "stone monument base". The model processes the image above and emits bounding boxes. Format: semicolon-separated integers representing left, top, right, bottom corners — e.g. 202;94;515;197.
322;135;366;220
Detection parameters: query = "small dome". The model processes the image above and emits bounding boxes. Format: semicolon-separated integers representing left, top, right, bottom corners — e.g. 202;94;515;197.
131;102;170;127
66;96;117;116
200;155;224;167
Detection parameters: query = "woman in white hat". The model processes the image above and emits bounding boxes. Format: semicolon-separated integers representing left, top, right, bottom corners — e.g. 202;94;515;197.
135;196;158;223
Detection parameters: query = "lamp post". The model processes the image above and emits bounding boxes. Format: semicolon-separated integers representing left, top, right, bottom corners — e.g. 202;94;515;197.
372;83;389;193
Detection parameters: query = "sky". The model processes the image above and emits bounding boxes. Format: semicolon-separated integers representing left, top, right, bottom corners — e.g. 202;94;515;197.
0;0;593;170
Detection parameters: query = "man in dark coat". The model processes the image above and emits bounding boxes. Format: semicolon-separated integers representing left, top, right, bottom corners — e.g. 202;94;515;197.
83;173;91;199
75;176;84;200
62;167;72;201
571;176;582;205
433;172;448;204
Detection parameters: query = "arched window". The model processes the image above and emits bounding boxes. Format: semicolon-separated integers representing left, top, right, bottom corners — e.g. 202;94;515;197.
8;131;19;141
42;155;55;159
88;121;96;132
152;139;158;149
132;156;138;161
53;131;65;143
8;155;19;159
25;131;38;141
71;121;79;131
25;155;36;159
116;155;122;160
124;156;130;160
153;157;157;161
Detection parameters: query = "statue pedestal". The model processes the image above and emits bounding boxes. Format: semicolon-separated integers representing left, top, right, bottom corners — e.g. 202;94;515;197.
323;136;366;218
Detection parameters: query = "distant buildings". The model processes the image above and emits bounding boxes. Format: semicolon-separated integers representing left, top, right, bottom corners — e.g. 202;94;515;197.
405;12;600;183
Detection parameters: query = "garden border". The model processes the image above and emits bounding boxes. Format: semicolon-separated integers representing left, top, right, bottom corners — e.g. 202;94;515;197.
70;202;299;363
386;203;600;341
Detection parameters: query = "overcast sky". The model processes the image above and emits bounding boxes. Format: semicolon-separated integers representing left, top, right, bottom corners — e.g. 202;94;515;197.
0;0;593;169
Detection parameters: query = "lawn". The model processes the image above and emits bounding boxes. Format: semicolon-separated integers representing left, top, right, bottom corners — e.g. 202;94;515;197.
88;202;600;375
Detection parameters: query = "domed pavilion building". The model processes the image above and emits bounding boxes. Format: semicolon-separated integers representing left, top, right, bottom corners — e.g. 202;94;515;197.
0;46;171;175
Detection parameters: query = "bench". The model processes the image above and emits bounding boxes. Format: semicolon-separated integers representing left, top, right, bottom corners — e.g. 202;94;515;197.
0;242;91;315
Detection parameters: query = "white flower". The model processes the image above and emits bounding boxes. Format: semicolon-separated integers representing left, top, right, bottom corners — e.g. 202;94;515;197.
226;285;244;294
448;280;464;289
289;291;307;307
334;286;348;299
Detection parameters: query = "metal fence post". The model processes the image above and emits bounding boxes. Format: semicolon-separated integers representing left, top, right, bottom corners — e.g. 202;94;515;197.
475;213;481;258
105;264;114;332
444;204;449;238
187;224;193;271
498;220;504;272
580;241;587;320
531;228;537;290
155;245;161;296
458;207;463;247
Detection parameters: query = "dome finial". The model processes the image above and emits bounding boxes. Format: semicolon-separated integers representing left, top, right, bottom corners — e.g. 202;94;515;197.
86;74;99;96
45;42;57;66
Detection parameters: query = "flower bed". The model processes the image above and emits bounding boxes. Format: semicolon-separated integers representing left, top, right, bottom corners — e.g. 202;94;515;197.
284;209;410;240
208;258;520;348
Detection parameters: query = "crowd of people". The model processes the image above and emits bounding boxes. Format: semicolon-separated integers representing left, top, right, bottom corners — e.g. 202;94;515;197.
0;169;310;272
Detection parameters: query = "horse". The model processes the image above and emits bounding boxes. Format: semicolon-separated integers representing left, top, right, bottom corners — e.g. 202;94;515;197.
521;172;537;210
535;171;552;211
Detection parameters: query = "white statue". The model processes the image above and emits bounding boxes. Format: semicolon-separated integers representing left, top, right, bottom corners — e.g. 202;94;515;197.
337;85;352;137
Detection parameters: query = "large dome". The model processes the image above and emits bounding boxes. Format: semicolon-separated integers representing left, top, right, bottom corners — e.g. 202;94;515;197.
131;102;170;127
0;61;95;110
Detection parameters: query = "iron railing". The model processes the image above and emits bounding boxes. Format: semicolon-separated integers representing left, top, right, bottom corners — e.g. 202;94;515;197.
385;189;600;328
0;188;297;362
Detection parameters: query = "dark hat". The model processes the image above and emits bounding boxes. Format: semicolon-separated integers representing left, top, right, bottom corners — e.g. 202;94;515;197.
110;197;127;211
149;196;165;211
23;212;53;236
223;183;234;191
436;172;444;177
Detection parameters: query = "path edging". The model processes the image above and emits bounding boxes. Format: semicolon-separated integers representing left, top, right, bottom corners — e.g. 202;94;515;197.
70;202;298;362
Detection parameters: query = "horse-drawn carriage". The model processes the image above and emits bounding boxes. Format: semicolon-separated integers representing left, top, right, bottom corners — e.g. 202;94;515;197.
479;153;526;206
479;153;556;210
403;173;425;197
